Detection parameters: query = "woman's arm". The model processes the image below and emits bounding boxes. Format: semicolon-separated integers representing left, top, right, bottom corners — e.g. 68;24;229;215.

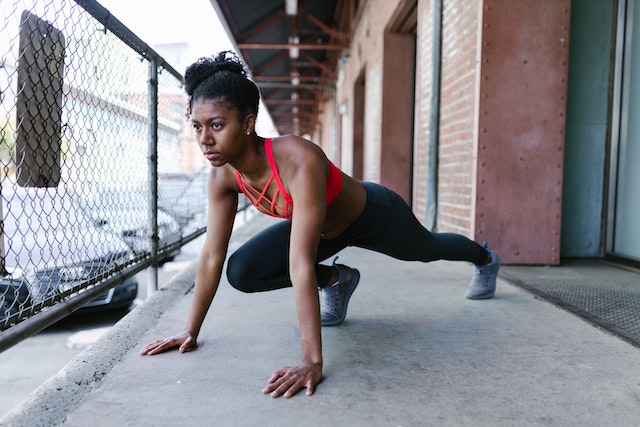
140;166;238;355
185;167;238;338
262;137;327;397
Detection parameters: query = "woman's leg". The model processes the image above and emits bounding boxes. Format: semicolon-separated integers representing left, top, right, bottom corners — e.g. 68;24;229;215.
316;182;496;325
340;182;488;265
226;220;346;292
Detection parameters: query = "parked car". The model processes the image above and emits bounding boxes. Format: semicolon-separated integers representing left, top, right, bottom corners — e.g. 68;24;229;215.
0;185;138;324
73;185;183;262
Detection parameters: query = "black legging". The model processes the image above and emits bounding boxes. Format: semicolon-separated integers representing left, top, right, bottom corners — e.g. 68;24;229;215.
226;182;488;292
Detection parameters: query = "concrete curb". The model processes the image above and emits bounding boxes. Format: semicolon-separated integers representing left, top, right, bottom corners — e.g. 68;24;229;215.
0;261;198;427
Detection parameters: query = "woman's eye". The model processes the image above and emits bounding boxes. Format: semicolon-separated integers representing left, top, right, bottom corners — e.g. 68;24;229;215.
212;123;221;130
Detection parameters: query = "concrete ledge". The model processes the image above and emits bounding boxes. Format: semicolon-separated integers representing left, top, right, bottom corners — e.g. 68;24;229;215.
0;261;198;427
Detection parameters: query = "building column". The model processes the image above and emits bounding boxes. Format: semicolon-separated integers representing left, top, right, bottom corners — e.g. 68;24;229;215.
474;0;571;264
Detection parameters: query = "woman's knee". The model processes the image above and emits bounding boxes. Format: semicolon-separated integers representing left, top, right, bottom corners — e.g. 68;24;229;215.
226;251;256;293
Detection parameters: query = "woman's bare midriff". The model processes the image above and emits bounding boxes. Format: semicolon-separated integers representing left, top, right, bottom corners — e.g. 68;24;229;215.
320;174;367;239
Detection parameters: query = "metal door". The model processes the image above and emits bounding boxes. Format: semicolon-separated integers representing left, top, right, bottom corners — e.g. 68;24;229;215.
609;0;640;261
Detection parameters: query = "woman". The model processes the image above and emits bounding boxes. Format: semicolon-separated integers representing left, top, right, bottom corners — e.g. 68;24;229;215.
140;51;500;398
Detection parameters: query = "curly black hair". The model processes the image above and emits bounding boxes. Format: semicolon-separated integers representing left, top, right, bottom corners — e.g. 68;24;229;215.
184;51;260;120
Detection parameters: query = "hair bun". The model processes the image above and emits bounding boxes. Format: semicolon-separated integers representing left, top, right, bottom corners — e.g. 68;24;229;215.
184;51;248;96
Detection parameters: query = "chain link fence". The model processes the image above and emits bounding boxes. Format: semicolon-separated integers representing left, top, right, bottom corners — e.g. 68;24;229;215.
0;0;217;349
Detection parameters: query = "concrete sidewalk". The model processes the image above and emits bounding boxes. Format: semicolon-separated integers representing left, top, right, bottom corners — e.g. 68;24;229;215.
3;215;640;426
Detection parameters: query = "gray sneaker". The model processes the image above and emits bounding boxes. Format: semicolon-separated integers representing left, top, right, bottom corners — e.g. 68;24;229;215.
465;242;500;299
319;261;360;326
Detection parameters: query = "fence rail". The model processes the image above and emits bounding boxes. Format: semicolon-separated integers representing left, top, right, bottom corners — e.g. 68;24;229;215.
0;0;218;350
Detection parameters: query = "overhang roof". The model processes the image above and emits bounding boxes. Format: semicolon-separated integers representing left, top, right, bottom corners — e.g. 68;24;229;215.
211;0;353;136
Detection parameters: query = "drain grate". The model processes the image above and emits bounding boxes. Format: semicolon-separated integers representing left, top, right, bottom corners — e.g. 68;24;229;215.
501;260;640;347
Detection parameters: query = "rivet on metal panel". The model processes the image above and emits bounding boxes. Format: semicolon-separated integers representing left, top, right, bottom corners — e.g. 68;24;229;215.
514;250;520;256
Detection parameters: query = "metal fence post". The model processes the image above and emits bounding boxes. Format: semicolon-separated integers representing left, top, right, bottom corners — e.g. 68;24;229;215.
147;57;159;295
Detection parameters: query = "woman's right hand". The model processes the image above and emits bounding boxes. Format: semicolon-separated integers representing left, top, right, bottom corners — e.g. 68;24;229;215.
139;331;196;355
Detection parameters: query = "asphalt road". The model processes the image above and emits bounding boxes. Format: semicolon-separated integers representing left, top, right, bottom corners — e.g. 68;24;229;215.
0;235;205;418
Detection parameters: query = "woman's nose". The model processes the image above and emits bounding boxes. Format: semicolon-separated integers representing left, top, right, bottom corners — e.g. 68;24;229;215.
199;129;212;145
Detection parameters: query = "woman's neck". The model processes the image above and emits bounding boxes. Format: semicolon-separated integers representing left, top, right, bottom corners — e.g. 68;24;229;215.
232;136;268;180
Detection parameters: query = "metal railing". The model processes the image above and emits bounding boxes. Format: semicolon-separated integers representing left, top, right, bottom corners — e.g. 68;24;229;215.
0;0;223;350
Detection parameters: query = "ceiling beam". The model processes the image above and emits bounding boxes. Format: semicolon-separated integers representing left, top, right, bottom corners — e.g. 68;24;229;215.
266;99;317;106
237;42;347;51
299;7;349;46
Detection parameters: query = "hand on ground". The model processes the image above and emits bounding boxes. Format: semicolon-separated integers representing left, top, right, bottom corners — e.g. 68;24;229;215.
139;331;196;355
263;362;323;398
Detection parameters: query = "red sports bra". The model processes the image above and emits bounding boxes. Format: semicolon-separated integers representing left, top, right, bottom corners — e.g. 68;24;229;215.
235;138;343;220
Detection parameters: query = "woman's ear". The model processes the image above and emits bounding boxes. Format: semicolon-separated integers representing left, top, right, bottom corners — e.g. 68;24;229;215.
243;114;256;135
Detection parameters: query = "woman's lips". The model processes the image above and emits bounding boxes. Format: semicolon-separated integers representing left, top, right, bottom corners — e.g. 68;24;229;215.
205;151;221;161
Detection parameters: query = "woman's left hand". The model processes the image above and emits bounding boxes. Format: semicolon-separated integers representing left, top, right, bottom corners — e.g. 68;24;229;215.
263;362;323;398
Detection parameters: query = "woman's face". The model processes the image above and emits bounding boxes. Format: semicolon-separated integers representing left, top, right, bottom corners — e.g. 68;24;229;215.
190;98;248;166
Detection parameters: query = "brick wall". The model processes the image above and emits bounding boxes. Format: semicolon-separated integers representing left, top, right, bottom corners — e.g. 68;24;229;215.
324;0;404;183
437;0;480;237
314;0;570;264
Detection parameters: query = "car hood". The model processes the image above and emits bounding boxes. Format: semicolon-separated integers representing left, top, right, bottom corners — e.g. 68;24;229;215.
3;226;131;272
88;208;176;230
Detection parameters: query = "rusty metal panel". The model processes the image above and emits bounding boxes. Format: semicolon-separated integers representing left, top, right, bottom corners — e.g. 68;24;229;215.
475;0;571;265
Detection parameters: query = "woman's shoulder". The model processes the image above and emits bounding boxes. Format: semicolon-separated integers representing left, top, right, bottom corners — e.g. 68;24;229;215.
268;136;331;190
270;134;327;162
208;164;240;192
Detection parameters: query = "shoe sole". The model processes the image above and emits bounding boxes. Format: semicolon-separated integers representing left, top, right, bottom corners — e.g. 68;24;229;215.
321;268;360;326
465;290;495;300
